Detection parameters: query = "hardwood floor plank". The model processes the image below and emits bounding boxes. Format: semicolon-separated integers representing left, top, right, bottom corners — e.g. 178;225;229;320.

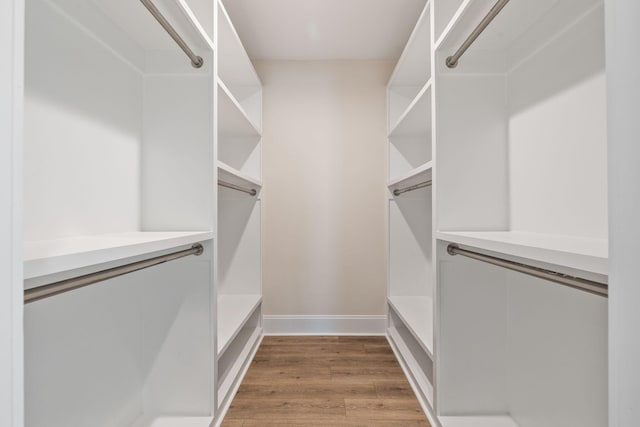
226;398;346;420
345;398;428;420
374;380;416;399
242;366;331;385
236;382;378;399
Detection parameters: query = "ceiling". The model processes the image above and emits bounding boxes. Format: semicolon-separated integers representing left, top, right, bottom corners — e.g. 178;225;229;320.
222;0;427;60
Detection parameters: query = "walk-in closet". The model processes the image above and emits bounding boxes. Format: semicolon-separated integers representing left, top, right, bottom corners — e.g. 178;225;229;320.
1;0;639;426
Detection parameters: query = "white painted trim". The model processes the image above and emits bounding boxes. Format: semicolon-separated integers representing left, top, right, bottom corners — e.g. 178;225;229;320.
0;0;24;425
263;315;386;336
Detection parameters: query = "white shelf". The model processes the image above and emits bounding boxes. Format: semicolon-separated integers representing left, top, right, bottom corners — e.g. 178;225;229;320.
388;161;433;191
439;416;519;427
388;1;431;89
217;0;261;89
218;326;262;408
388;296;434;358
437;231;608;276
389;80;432;137
218;161;262;190
24;231;213;280
131;415;214;427
217;294;262;356
387;326;434;406
218;78;261;137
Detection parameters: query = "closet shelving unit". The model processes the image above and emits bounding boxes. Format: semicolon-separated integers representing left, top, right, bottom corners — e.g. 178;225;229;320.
215;0;264;413
433;0;608;426
23;0;216;425
386;0;435;415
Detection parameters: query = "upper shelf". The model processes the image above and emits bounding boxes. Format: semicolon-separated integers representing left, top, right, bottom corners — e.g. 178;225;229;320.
437;230;608;277
388;1;432;90
217;0;261;89
218;78;261;137
389;80;432;138
24;231;213;281
46;0;214;74
218;161;262;190
435;0;602;72
388;161;433;192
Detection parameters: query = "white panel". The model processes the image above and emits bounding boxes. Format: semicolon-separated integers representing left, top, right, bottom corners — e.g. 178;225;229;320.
437;256;508;414
507;271;607;427
0;0;23;424
25;275;144;427
435;75;508;231
140;258;212;416
218;189;261;295
24;0;142;241
606;2;640;426
389;191;432;297
508;5;607;238
141;74;212;231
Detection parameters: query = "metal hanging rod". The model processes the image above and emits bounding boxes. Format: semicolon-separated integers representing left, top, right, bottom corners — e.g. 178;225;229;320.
393;180;432;196
24;244;204;304
446;244;608;297
446;0;511;68
219;181;257;196
139;0;203;68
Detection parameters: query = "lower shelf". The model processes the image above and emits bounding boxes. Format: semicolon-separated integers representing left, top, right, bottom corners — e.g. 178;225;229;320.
387;326;434;407
218;326;262;408
388;296;433;358
439;416;519;427
131;415;214;427
218;294;262;356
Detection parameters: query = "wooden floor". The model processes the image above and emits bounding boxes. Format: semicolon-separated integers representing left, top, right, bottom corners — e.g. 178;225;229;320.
221;336;430;426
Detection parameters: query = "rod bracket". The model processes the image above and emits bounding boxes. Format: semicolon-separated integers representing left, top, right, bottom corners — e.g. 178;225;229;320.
447;244;459;256
192;243;204;255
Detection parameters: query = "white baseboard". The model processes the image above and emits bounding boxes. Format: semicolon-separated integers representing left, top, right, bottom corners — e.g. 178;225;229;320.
263;314;386;335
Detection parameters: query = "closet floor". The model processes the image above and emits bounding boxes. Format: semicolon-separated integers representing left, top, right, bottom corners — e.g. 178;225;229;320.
221;336;430;426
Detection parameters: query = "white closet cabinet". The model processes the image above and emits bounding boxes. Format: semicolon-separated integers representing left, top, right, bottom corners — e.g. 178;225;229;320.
22;0;216;425
389;0;609;426
386;0;435;412
214;0;263;414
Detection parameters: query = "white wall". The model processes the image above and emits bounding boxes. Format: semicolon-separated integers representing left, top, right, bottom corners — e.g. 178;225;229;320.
256;60;392;317
606;1;640;425
0;0;24;425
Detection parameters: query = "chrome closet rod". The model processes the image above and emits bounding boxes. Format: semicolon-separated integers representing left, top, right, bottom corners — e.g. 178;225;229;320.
24;244;204;304
218;181;257;196
446;244;608;297
393;180;432;196
139;0;204;68
446;0;511;68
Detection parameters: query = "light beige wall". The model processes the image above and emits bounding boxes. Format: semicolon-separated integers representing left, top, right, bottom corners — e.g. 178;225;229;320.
256;60;393;316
